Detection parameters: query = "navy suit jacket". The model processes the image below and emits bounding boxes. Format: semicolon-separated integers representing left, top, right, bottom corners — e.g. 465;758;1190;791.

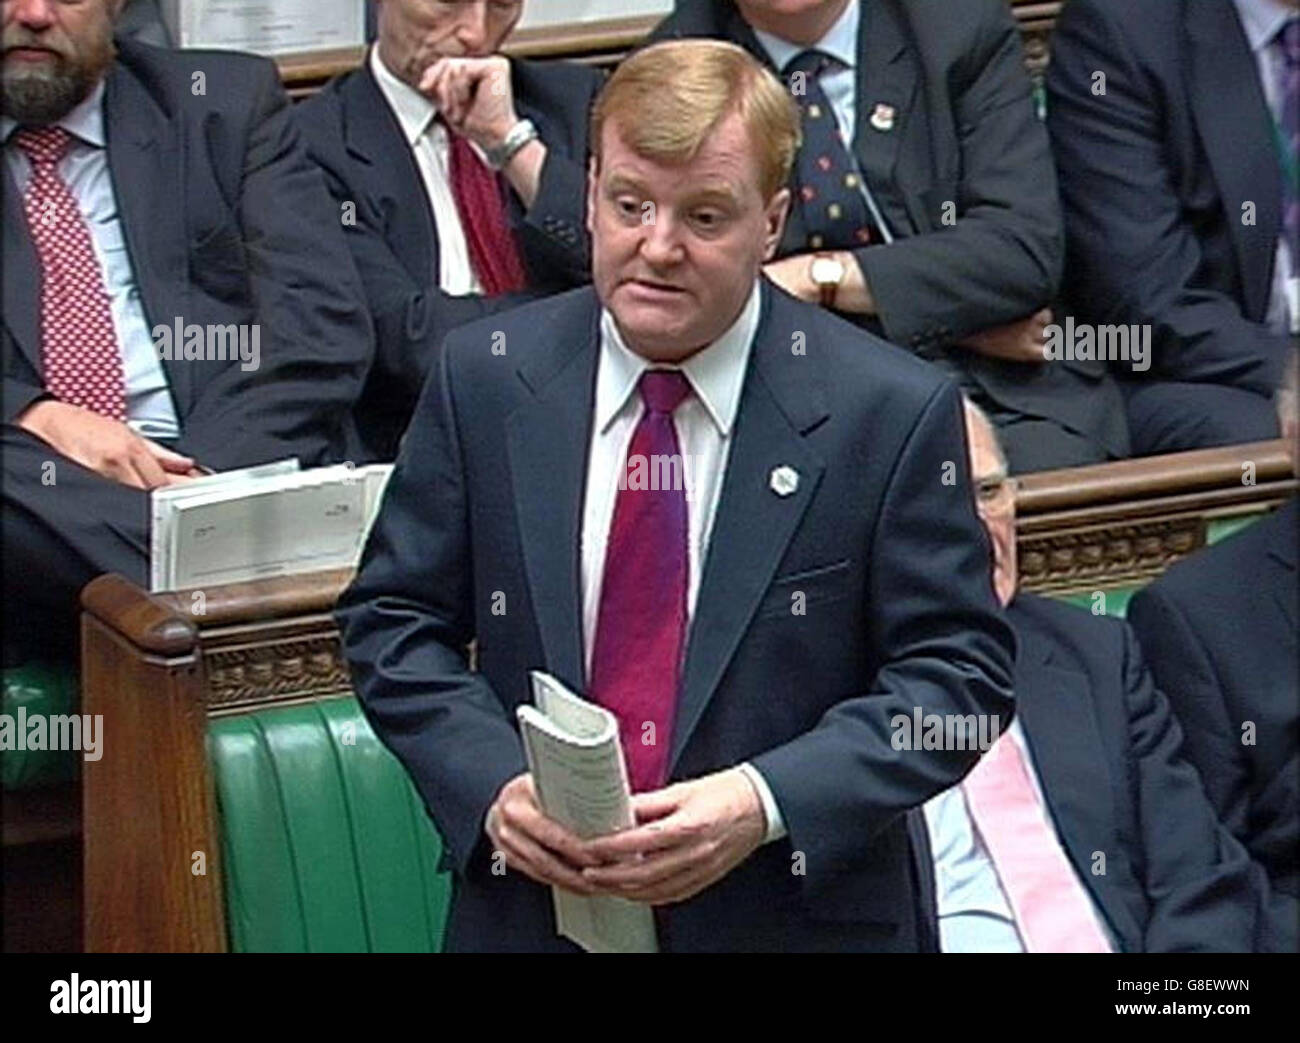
1046;0;1291;394
295;56;601;460
647;1;1129;454
1128;500;1298;949
1;37;372;470
336;281;1016;952
914;594;1268;952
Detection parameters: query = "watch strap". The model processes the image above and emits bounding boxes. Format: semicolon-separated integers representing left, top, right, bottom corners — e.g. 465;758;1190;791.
485;118;538;170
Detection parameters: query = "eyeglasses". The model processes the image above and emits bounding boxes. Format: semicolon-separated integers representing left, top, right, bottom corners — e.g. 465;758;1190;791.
975;473;1018;514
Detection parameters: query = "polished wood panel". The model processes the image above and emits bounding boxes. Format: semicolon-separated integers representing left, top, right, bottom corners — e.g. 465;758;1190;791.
1016;440;1296;594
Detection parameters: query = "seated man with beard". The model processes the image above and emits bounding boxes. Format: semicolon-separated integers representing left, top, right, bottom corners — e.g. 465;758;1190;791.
2;0;372;663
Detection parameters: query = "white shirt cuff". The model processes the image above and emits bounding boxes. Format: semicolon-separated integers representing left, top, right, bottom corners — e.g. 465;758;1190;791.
737;761;787;843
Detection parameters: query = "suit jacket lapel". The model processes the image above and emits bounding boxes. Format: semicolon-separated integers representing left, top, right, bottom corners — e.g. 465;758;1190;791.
344;63;439;287
1186;1;1280;322
505;293;601;692
669;285;829;772
852;0;919;237
2;161;40;377
104;58;191;409
1012;624;1141;950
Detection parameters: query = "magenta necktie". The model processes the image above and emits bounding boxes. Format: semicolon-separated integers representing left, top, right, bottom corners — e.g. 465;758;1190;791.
963;734;1111;952
15;126;128;420
589;370;692;793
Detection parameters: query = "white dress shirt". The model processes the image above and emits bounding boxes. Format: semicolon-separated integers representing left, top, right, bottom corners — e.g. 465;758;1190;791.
1233;0;1298;334
2;80;180;438
922;719;1116;953
368;46;483;296
580;282;786;841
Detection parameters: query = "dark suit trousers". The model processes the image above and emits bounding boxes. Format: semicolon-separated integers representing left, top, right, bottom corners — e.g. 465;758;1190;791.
2;426;149;664
1123;381;1278;455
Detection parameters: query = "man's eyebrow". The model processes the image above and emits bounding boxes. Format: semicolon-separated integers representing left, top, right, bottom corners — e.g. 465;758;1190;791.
603;172;648;193
684;185;742;207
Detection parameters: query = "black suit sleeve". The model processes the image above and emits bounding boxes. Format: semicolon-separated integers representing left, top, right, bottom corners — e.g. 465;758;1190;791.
1045;0;1287;392
308;138;537;399
1120;622;1268;952
1126;587;1251;842
335;339;526;878
514;68;602;285
174;63;373;470
751;381;1016;903
855;0;1062;345
2;372;48;426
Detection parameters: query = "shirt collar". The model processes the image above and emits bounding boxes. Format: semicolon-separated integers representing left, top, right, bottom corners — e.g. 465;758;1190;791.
596;280;763;437
1232;0;1295;53
751;0;860;74
1;77;107;149
369;44;437;146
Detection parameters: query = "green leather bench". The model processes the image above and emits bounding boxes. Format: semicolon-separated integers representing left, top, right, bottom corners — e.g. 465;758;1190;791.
209;698;450;952
2;662;80;791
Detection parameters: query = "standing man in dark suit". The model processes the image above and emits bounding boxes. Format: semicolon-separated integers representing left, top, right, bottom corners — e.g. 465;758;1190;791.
911;400;1273;952
337;40;1015;952
1127;355;1298;947
296;0;602;460
2;0;372;662
1047;0;1297;454
648;0;1128;473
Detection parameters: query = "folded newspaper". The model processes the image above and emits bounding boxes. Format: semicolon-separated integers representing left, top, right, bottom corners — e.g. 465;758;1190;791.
516;671;658;954
149;458;393;592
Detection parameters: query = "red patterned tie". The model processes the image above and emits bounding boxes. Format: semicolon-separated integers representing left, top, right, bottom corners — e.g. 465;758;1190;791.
446;127;529;296
15;126;128;421
589;371;692;793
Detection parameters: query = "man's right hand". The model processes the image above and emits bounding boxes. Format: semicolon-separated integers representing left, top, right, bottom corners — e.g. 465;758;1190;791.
16;400;197;489
485;773;603;895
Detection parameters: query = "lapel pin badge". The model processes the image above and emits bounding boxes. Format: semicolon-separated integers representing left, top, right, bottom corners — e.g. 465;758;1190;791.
870;103;896;132
769;465;800;498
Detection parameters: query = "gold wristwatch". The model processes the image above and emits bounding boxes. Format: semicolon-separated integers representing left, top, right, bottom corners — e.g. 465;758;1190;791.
809;253;846;309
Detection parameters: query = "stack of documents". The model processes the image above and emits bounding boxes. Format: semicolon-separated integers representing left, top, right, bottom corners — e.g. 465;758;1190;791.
517;671;658;954
149;459;392;593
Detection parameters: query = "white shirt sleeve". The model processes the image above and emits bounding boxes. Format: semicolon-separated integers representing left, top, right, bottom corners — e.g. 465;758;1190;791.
737;761;788;843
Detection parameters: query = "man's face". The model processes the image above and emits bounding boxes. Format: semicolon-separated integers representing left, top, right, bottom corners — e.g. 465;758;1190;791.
965;407;1018;608
588;112;789;362
376;0;522;86
735;0;852;44
2;0;118;124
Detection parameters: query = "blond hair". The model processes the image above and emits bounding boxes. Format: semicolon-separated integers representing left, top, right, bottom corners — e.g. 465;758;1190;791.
592;39;801;200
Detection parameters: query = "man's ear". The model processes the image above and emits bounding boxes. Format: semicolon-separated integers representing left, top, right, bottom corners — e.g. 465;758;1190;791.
762;187;791;261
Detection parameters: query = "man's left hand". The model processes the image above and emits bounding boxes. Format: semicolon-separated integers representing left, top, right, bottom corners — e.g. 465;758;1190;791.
577;768;767;905
419;56;518;154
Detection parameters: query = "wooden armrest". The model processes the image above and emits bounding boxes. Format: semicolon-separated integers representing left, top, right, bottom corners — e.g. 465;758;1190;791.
79;574;197;655
1017;439;1294;514
80;568;356;651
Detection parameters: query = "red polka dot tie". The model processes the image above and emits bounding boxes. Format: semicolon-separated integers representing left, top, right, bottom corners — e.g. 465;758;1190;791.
15;126;128;421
